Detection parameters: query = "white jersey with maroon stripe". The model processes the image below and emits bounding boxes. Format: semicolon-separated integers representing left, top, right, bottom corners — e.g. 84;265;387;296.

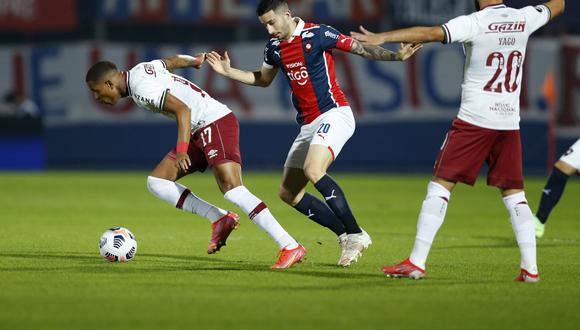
127;60;231;131
441;4;550;130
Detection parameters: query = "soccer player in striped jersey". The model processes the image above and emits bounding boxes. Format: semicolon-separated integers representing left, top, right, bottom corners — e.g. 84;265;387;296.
85;54;306;269
352;0;565;282
206;0;421;266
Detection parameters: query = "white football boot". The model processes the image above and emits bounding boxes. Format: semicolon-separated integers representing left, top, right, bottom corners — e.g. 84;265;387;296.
337;228;372;267
337;232;348;262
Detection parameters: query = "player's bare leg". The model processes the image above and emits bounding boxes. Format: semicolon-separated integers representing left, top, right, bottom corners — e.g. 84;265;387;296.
216;161;305;269
383;177;454;279
147;156;239;254
301;144;370;266
501;188;539;282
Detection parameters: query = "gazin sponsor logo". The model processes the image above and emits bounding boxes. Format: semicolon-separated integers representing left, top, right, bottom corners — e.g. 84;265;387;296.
487;21;526;33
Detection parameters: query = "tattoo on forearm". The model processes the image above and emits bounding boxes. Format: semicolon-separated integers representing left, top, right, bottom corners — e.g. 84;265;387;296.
351;41;398;61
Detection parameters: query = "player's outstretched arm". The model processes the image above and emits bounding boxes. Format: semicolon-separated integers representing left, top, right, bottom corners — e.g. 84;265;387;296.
206;51;278;87
351;26;444;46
349;39;422;61
544;0;565;19
163;92;192;172
162;54;205;71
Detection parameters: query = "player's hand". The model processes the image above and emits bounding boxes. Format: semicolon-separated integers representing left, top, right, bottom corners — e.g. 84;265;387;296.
396;43;423;61
193;53;206;69
350;26;384;46
206;51;231;76
175;152;191;172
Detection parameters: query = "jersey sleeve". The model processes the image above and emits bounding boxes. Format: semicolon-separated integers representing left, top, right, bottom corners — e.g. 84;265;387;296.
262;40;276;69
521;5;551;35
151;59;168;71
441;14;479;44
318;25;354;51
130;65;169;110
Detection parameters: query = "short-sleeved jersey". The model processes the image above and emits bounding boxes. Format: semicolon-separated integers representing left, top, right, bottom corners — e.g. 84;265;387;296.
441;4;551;130
262;18;354;125
126;60;230;131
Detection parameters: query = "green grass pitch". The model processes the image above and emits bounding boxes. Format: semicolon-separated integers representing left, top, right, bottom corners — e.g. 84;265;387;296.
0;171;579;329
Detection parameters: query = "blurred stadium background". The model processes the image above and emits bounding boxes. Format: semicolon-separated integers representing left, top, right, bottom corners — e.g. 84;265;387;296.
2;2;580;329
1;0;578;173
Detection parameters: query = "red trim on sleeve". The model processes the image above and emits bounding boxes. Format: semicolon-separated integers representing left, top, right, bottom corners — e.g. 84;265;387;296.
336;34;354;51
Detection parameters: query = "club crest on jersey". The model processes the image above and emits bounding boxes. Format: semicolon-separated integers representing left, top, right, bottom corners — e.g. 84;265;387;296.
144;64;156;77
487;21;525;33
304;41;313;53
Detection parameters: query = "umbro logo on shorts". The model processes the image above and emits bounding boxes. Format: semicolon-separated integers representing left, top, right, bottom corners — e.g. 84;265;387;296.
208;149;219;159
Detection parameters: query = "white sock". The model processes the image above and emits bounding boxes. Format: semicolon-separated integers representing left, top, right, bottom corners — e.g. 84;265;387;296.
410;181;450;269
147;176;227;223
224;186;298;249
503;191;538;274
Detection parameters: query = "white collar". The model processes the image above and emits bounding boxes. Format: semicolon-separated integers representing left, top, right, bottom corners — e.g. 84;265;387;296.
287;17;305;42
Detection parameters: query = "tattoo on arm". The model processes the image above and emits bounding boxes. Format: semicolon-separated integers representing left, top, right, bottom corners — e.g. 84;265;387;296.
351;41;398;61
162;55;200;71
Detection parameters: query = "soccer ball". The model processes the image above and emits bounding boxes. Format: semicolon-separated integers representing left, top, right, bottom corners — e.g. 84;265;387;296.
99;227;137;262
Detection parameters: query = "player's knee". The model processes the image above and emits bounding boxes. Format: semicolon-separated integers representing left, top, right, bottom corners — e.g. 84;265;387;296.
278;186;296;205
555;160;576;176
303;164;325;183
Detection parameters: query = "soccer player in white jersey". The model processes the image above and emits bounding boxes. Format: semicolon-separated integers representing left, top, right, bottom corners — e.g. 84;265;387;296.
351;0;565;282
533;138;580;237
85;54;306;269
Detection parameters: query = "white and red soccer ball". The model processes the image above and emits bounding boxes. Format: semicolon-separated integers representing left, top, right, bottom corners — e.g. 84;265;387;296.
99;227;137;262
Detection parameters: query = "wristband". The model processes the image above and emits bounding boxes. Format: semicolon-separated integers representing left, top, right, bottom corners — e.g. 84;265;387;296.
176;141;189;153
177;54;201;66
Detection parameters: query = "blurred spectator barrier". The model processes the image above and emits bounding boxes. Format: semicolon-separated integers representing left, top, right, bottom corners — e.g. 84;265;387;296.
98;0;384;23
0;0;77;31
0;38;577;171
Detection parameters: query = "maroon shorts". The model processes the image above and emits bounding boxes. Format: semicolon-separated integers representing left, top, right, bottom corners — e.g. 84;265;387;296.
166;112;242;173
433;118;523;189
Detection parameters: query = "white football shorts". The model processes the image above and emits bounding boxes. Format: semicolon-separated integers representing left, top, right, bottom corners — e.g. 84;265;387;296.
284;106;355;169
559;138;580;170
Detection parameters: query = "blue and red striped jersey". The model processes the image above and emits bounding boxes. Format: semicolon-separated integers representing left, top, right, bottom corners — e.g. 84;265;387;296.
262;18;354;125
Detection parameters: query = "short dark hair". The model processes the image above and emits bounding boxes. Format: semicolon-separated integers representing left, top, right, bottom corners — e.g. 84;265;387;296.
85;61;118;83
256;0;287;16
